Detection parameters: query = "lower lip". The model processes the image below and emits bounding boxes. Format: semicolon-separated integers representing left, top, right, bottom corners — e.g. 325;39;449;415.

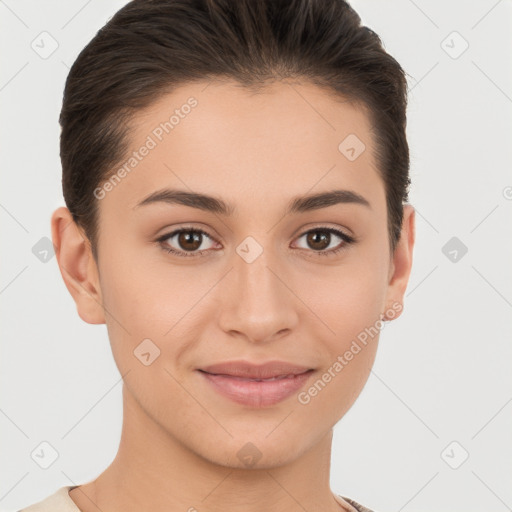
198;370;315;407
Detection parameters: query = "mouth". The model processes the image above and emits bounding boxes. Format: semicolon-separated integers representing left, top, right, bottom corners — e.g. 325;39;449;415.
198;371;309;382
196;361;315;407
198;360;314;380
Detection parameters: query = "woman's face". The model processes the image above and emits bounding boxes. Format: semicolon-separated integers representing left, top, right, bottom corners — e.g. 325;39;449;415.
78;79;413;468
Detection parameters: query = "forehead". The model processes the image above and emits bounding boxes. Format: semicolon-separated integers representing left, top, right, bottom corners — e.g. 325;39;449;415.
98;79;384;219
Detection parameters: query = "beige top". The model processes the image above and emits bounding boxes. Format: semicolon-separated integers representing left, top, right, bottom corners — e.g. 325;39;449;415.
19;485;375;512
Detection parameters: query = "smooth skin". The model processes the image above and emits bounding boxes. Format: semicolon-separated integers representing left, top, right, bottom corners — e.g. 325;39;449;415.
52;79;415;512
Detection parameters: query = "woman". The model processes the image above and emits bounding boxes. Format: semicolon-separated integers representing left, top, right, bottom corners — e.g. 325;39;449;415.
20;0;415;510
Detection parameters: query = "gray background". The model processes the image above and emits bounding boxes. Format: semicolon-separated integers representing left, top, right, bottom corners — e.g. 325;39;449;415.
1;1;511;511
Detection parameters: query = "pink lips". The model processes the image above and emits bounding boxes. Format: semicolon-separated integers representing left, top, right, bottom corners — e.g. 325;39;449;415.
197;360;315;407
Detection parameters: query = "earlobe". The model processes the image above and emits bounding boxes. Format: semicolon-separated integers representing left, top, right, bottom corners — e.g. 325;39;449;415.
383;204;416;321
51;206;106;325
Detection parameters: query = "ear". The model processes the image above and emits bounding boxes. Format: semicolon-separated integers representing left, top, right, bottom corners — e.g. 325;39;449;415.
51;206;105;324
383;204;416;321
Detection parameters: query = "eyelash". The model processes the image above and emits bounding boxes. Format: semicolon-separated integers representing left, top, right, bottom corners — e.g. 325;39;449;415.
156;225;356;259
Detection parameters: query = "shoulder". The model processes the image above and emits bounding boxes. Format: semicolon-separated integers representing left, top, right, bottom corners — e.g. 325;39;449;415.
18;486;80;512
336;494;378;512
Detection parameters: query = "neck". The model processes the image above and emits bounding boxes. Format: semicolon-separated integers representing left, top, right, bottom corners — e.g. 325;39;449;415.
71;383;352;512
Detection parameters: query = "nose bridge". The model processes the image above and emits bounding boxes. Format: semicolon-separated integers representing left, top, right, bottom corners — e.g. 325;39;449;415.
217;233;298;342
239;237;279;297
235;233;284;309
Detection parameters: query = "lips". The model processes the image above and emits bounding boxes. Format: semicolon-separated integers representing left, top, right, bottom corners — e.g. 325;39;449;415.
197;361;315;407
198;360;313;380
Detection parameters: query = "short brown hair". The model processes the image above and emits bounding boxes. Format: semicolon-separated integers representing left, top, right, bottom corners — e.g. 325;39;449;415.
59;0;411;260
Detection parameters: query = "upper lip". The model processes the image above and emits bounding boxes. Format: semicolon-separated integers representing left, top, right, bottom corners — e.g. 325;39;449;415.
198;360;314;379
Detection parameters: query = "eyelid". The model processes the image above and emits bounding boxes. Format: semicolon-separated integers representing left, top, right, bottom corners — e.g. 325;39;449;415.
293;224;356;243
156;226;219;254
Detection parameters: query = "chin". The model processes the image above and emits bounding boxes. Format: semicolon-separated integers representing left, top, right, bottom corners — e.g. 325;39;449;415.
192;432;310;470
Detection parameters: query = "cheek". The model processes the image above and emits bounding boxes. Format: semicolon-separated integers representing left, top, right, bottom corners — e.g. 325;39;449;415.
97;244;214;374
97;243;166;362
295;252;386;400
300;256;387;341
296;269;383;420
99;241;189;330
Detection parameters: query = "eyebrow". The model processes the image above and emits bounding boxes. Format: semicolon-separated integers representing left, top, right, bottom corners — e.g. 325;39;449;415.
133;188;371;215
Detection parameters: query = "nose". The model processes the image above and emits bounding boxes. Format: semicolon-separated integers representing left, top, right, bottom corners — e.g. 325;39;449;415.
216;240;299;345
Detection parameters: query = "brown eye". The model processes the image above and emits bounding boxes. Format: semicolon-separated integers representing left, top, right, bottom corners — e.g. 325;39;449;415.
158;228;218;257
305;230;331;250
293;227;355;256
157;225;356;259
177;230;202;251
